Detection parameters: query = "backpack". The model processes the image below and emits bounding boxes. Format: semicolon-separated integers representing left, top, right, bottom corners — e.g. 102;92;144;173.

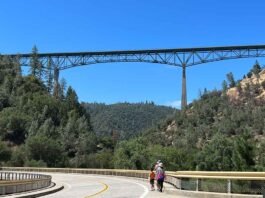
157;172;165;181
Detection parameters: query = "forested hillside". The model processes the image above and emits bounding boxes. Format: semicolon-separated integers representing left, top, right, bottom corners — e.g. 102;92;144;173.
0;51;98;168
0;47;173;169
1;48;265;173
113;61;265;171
83;102;175;140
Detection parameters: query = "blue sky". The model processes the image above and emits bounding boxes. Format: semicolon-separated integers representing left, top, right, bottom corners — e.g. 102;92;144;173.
1;0;265;108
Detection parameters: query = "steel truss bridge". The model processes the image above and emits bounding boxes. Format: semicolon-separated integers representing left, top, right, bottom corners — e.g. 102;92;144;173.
3;45;265;109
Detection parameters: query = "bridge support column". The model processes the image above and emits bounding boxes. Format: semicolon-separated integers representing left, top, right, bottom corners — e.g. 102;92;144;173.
181;64;187;110
53;67;60;98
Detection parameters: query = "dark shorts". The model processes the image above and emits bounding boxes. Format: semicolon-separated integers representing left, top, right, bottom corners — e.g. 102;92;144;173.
150;179;154;185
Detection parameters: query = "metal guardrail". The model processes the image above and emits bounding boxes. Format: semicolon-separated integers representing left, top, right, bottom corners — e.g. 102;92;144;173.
173;171;265;195
0;171;52;195
1;167;265;196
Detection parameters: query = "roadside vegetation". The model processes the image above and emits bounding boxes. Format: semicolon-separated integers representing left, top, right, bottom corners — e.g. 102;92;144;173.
0;47;265;171
114;61;265;171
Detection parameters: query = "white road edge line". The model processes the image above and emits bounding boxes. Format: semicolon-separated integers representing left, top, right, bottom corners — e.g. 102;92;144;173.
124;180;149;198
61;182;72;191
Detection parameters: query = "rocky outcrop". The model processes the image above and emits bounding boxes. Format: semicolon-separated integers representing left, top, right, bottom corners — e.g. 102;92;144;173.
166;120;177;132
226;87;240;100
226;69;265;101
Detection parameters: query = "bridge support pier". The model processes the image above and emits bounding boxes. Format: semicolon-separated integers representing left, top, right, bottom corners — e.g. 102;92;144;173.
181;64;187;110
53;67;60;98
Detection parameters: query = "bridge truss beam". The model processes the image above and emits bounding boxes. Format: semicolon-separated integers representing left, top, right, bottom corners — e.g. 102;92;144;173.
3;45;265;109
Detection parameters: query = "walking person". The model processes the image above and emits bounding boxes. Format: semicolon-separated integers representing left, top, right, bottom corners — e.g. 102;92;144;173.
154;160;161;190
154;160;161;171
156;162;166;192
149;167;155;191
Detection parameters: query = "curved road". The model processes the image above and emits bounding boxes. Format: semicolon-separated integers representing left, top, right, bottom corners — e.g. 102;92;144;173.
42;173;185;198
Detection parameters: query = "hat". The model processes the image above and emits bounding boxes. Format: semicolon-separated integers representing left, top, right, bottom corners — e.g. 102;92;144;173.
157;160;161;164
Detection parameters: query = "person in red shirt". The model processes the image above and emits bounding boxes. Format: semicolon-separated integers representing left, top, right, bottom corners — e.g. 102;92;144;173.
149;167;155;191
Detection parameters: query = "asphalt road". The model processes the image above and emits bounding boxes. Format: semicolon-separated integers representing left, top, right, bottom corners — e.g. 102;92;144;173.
42;173;186;198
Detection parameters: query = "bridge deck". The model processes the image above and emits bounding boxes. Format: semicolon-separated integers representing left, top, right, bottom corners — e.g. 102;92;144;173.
4;44;265;57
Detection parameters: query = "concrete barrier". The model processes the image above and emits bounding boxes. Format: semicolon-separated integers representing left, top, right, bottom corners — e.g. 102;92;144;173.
0;171;51;195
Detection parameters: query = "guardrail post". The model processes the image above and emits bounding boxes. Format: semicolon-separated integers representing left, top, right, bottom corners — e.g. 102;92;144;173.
227;179;231;194
14;184;17;193
262;182;265;198
196;178;201;191
2;186;6;195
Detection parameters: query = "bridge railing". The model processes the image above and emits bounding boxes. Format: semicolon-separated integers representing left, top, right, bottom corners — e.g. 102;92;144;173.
0;171;52;195
172;171;265;195
1;167;265;197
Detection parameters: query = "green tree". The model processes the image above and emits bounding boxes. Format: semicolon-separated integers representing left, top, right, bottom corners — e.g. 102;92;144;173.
9;146;27;166
0;141;11;165
66;86;79;110
114;138;150;170
222;80;228;93
59;78;67;99
61;112;94;160
226;72;236;88
256;140;265;171
24;159;47;167
197;133;234;171
28;120;39;137
30;45;38;77
252;60;261;77
0;108;30;144
46;58;53;93
30;45;43;80
26;135;64;167
90;149;114;168
247;60;262;78
232;135;255;171
38;118;56;138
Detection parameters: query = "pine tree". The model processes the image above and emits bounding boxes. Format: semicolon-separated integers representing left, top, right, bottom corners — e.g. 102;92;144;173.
226;72;236;88
0;141;11;164
46;58;53;93
252;60;261;77
38;118;56;138
222;80;228;93
30;45;38;77
59;78;67;99
247;60;262;78
66;86;79;109
28;120;39;137
30;45;43;80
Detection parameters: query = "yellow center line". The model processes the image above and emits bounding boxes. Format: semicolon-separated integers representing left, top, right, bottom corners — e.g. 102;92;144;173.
84;181;109;198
